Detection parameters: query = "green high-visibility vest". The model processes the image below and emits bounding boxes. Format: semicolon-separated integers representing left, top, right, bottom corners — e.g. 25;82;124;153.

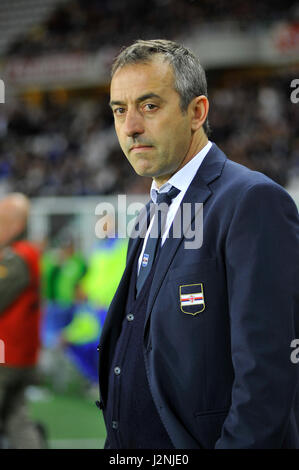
40;251;61;300
62;308;100;344
81;239;128;308
55;252;86;305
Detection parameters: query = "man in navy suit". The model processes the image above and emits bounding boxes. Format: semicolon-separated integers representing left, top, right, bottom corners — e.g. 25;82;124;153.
97;39;299;448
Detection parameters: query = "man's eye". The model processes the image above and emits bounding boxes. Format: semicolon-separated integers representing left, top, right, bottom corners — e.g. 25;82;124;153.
113;108;125;115
144;103;157;111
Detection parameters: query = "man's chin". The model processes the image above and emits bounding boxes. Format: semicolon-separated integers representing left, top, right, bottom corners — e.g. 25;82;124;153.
134;168;155;178
131;161;155;178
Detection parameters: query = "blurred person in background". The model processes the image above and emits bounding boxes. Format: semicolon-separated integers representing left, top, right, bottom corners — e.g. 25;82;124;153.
54;236;87;307
0;193;45;449
58;280;104;385
40;235;86;349
58;213;128;384
82;212;128;310
97;39;299;449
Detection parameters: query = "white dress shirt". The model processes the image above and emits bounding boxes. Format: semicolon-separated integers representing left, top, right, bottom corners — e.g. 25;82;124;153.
137;140;212;272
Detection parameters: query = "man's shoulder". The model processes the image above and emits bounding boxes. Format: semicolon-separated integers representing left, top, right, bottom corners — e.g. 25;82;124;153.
218;161;299;231
12;240;40;274
12;240;40;256
202;143;279;192
204;144;298;216
218;151;287;197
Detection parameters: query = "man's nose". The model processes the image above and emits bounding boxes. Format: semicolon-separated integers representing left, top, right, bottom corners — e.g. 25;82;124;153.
123;109;144;137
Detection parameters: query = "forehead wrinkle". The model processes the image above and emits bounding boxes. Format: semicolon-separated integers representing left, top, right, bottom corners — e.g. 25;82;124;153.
109;92;164;108
110;59;175;104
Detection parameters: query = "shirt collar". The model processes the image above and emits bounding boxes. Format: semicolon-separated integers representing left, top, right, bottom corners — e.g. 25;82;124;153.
150;140;212;203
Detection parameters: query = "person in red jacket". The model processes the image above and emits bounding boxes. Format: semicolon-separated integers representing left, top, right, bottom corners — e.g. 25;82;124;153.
0;193;45;449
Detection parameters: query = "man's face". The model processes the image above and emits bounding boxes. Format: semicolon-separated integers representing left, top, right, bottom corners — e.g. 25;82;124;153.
110;56;194;186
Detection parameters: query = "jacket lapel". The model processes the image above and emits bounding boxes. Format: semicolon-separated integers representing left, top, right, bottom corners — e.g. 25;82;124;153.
145;143;227;325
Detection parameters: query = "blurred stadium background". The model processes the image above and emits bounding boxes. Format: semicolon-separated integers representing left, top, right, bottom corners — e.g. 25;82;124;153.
0;0;299;449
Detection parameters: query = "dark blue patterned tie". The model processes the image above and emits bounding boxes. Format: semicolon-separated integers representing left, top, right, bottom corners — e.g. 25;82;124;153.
136;185;180;295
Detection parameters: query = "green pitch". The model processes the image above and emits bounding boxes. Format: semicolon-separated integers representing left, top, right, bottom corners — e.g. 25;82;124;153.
29;391;107;449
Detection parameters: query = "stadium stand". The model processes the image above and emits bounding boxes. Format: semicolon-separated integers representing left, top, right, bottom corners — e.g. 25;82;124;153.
0;0;298;195
0;0;68;56
5;0;299;57
0;75;298;197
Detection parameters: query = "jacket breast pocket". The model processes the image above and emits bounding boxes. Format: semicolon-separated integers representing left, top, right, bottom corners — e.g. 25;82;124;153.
194;408;229;449
168;258;217;282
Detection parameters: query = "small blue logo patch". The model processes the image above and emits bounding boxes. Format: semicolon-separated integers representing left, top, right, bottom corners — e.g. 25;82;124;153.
142;253;149;267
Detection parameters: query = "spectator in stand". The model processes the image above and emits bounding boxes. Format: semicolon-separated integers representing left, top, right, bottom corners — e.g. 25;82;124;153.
0;76;298;197
6;0;299;57
0;193;45;449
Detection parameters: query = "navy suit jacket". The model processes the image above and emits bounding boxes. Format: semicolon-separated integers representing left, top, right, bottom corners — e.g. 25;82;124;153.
98;143;299;448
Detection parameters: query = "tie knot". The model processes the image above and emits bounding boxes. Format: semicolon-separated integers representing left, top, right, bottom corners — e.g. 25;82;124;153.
155;186;180;207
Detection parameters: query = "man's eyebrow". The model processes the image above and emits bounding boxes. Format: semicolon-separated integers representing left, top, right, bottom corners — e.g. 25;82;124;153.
109;93;162;108
109;100;124;108
136;93;162;103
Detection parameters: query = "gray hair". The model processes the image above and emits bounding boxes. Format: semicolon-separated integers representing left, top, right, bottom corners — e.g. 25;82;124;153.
111;39;211;136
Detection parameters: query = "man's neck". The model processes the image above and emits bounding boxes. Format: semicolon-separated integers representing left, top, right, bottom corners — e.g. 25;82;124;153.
153;132;208;189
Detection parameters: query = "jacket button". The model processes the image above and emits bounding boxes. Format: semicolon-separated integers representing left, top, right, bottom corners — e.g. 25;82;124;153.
96;345;100;352
126;313;134;321
95;400;104;410
114;366;121;375
112;421;118;430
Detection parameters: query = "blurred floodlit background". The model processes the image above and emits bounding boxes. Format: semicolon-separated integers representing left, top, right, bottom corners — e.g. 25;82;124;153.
0;0;299;449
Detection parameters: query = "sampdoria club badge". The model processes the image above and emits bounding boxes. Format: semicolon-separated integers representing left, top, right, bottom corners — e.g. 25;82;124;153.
179;283;205;315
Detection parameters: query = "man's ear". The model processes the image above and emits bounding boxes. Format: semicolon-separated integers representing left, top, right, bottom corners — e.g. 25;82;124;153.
190;95;209;132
